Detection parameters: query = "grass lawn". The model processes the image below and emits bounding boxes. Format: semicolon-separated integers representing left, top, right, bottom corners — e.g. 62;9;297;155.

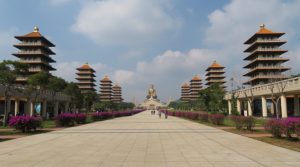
42;120;56;128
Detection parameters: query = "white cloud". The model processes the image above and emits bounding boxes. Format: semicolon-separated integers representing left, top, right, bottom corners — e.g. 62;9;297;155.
204;0;300;82
112;70;135;85
113;49;218;102
71;0;182;46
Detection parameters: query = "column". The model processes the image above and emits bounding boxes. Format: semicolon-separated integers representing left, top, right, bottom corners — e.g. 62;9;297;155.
294;95;300;116
280;94;288;118
270;102;275;115
54;101;59;117
42;100;47;118
30;101;34;116
14;99;20;116
237;99;241;115
261;96;267;117
247;100;253;116
228;100;232;115
64;102;69;112
6;98;11;117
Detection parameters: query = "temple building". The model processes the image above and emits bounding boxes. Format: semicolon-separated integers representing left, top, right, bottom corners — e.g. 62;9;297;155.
12;26;56;84
99;76;113;102
189;75;202;101
205;61;226;88
181;83;190;102
112;84;123;103
243;24;290;86
76;63;96;93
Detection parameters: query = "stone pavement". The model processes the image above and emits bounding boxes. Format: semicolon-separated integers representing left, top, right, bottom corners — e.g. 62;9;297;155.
0;110;299;167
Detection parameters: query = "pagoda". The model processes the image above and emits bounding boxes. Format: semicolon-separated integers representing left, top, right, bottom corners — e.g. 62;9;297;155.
76;63;96;93
112;84;123;103
205;61;226;88
189;75;202;101
13;26;56;84
181;83;190;102
243;24;290;86
99;76;113;102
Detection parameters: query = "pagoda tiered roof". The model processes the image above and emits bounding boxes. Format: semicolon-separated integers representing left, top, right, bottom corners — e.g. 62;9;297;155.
243;24;290;86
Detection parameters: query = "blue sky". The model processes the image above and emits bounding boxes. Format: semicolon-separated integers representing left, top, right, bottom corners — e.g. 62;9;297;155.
1;0;300;103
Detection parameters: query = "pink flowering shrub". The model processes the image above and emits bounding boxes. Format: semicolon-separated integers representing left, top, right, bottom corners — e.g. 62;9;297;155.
208;114;225;125
199;112;209;122
74;113;87;124
264;118;300;139
92;110;144;121
55;113;76;127
230;116;255;130
9;116;42;132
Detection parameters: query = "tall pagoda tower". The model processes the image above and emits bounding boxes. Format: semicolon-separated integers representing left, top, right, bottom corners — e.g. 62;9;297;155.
243;24;290;86
13;26;56;84
189;75;202;101
76;63;96;93
181;83;190;102
205;61;226;88
112;84;123;103
99;76;113;102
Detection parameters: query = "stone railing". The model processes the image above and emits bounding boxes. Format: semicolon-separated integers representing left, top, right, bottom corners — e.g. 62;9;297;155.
225;76;300;100
0;84;71;102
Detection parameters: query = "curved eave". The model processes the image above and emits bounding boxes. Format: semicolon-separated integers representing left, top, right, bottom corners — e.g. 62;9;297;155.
13;45;55;55
244;33;285;44
244;50;287;60
243;67;290;76
244;58;289;68
244;41;286;52
15;36;55;47
12;53;56;62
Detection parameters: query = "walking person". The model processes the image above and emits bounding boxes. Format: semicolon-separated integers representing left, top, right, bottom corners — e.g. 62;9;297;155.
159;110;161;118
165;111;168;119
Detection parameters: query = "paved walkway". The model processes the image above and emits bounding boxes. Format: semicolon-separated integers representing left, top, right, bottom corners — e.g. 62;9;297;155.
0;110;299;167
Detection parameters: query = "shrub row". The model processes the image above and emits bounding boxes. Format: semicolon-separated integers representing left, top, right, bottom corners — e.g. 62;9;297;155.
229;116;255;130
264;118;300;139
8;116;42;132
91;110;143;121
166;111;225;125
56;110;144;127
55;113;87;127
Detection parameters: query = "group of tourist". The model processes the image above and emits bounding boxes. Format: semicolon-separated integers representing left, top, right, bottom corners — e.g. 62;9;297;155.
151;110;168;119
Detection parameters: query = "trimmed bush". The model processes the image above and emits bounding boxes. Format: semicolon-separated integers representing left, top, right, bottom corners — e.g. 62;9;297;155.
264;118;300;139
9;116;42;132
209;114;225;125
230;116;255;130
74;113;87;124
91;110;144;122
55;113;76;127
199;112;209;122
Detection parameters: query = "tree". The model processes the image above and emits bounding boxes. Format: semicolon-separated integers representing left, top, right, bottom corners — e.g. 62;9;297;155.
199;83;226;113
63;82;83;111
27;72;49;115
83;91;97;112
0;60;28;126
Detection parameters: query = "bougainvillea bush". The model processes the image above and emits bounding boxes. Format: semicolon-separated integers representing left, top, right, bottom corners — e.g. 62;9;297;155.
9;116;42;132
208;114;225;125
55;113;76;127
230;116;255;130
264;118;300;139
199;112;209;122
91;110;144;121
74;113;87;124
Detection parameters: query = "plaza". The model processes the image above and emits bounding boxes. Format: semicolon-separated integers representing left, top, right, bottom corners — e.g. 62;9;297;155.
0;110;299;167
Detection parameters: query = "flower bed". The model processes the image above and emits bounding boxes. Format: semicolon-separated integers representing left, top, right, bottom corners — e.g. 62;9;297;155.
208;114;225;125
230;116;255;130
91;110;144;122
264;118;300;139
9;116;42;132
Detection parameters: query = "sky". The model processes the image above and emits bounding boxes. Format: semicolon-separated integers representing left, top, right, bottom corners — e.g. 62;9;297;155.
0;0;300;103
